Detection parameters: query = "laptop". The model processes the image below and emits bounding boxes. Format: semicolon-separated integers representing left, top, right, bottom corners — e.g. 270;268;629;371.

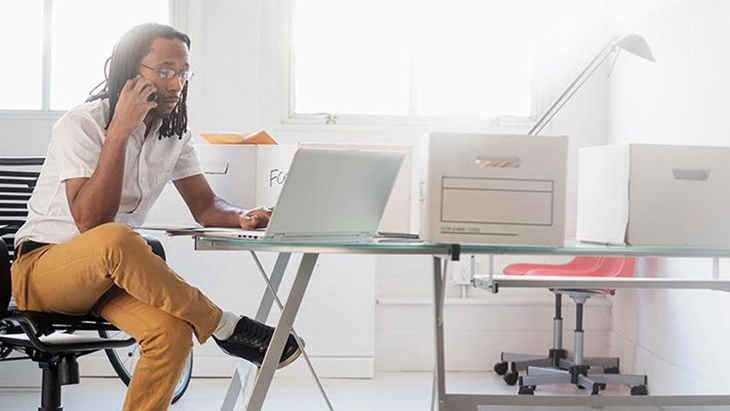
227;147;405;243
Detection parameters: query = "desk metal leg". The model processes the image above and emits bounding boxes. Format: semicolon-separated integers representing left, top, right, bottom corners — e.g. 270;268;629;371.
432;256;447;411
244;252;319;411
220;252;291;411
220;366;242;411
250;252;334;410
221;361;258;411
253;252;292;322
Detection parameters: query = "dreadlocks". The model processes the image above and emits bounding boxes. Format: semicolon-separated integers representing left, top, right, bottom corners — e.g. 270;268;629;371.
88;23;190;140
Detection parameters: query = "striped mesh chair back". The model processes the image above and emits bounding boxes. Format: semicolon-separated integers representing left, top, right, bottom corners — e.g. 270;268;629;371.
0;157;44;312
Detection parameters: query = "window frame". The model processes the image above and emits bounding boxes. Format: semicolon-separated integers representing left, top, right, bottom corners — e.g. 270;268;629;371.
280;0;542;130
0;0;183;119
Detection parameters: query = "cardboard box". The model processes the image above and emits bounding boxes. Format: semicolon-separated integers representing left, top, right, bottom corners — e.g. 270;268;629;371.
253;145;298;207
419;133;568;245
145;142;409;232
144;144;296;227
577;143;730;247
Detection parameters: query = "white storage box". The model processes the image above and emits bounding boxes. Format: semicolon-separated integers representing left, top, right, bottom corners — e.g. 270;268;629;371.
253;145;298;207
419;133;568;245
144;144;296;226
577;143;730;247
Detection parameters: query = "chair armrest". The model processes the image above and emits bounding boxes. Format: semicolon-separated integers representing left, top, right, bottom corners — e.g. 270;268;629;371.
142;235;166;262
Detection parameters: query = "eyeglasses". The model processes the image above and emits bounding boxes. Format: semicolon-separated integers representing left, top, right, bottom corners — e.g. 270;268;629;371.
139;63;194;82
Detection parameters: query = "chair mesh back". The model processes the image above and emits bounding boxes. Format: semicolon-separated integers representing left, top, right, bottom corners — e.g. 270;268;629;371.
0;157;44;313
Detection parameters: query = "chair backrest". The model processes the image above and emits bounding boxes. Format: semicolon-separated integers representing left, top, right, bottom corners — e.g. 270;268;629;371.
0;157;44;314
0;239;10;316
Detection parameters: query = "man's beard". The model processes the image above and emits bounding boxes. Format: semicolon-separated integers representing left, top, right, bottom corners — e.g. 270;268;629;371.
150;107;175;119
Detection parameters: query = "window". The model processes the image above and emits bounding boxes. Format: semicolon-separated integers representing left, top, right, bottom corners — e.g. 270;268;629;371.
0;0;170;112
0;1;44;110
291;0;558;124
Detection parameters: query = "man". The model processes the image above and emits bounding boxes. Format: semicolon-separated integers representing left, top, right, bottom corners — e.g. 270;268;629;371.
10;23;301;410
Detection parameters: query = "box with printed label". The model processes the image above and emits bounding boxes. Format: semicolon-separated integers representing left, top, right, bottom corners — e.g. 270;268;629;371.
419;133;568;245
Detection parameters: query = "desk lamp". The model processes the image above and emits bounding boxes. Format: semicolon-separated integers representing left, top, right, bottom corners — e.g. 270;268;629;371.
528;34;655;136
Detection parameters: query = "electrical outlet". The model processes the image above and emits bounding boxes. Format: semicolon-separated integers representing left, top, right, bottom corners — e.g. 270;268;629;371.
450;260;473;285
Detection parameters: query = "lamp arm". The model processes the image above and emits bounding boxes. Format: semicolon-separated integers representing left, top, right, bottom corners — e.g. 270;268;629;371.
530;46;617;136
528;37;619;136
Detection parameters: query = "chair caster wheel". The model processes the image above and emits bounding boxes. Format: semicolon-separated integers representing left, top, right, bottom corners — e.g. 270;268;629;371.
518;385;535;395
591;384;605;395
604;366;620;374
503;371;519;386
493;361;508;375
631;384;648;396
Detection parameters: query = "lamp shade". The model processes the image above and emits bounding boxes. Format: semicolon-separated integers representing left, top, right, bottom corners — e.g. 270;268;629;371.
616;34;655;62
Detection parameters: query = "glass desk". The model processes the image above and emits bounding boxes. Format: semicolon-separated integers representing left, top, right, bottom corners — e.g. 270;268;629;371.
195;235;730;410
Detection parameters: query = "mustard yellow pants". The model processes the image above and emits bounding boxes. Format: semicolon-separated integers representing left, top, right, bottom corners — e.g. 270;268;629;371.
10;223;223;411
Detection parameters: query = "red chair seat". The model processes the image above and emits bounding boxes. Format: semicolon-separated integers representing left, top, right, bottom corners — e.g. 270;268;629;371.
505;256;634;278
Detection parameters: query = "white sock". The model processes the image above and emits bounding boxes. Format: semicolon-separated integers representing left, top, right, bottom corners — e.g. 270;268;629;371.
213;311;240;340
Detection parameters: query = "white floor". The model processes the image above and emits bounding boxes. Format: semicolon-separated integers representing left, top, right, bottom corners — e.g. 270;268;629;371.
0;372;725;411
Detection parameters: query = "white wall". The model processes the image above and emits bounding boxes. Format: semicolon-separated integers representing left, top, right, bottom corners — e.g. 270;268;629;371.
0;117;56;155
609;0;730;394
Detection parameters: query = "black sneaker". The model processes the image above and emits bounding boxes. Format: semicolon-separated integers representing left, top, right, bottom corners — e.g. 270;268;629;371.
213;316;303;369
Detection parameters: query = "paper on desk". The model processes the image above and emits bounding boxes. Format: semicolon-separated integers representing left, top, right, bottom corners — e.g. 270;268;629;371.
138;225;259;237
200;131;277;145
138;226;265;237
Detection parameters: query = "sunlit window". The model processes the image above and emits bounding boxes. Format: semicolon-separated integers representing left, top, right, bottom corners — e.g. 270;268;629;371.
293;0;555;120
0;0;169;112
0;1;44;110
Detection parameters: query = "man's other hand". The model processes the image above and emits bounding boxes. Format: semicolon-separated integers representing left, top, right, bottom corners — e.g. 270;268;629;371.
239;206;273;230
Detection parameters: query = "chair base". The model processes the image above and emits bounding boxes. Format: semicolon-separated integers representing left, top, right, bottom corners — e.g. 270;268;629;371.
496;350;620;386
495;348;567;386
515;294;648;396
495;291;625;387
519;364;648;396
501;351;620;371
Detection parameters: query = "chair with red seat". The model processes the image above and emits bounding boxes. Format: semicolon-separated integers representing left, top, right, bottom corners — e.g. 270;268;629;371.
493;256;648;396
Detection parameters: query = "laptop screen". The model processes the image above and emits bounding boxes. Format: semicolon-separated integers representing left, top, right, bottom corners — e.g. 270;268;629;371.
265;147;404;241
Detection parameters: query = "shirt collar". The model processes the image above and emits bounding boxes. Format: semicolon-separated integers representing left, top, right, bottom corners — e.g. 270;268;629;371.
148;117;164;138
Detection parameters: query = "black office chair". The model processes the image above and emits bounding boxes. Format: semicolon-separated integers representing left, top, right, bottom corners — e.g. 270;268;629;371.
0;156;190;410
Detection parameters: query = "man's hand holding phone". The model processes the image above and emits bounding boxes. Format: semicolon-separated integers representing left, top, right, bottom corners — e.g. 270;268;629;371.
108;75;158;138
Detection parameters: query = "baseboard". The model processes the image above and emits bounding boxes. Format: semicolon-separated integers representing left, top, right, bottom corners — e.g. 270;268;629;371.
79;355;373;379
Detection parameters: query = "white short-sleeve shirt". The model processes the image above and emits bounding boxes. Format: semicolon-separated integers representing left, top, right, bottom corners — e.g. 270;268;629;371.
15;98;202;246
